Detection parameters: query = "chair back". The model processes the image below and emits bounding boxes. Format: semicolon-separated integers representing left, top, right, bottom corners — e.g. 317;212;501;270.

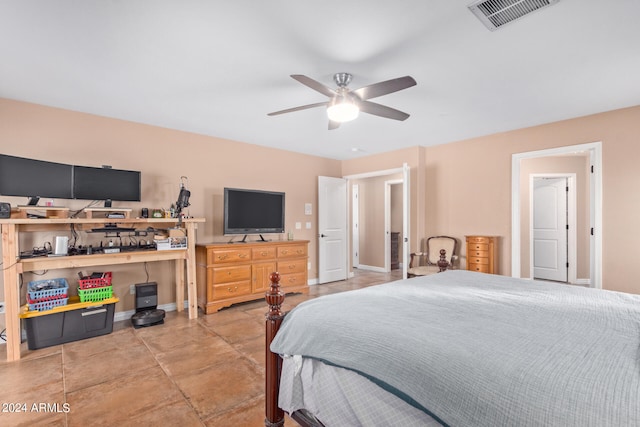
427;236;456;265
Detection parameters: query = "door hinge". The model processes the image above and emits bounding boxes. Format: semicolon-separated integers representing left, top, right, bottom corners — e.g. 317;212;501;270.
591;227;594;236
566;224;569;230
591;165;594;173
566;262;569;268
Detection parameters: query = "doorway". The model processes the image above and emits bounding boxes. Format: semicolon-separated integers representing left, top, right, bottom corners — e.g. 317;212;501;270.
512;142;602;288
345;164;410;279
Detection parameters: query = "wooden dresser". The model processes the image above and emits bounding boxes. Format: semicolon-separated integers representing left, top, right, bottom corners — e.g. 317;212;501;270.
465;235;497;274
196;240;309;313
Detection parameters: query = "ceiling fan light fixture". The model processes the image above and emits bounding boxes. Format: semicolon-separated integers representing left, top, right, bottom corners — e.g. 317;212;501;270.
327;97;359;123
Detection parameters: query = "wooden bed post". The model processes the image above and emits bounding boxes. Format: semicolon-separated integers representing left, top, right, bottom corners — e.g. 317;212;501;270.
265;272;285;427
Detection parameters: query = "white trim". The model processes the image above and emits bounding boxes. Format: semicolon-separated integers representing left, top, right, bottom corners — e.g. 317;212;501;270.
344;167;404;180
385;179;403;273
352;184;360;268
512;142;602;289
356;264;388;273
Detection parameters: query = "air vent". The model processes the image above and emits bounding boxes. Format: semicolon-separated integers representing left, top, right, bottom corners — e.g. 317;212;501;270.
468;0;560;31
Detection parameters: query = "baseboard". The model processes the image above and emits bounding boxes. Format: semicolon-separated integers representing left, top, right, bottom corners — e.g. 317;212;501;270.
356;264;387;273
574;278;591;286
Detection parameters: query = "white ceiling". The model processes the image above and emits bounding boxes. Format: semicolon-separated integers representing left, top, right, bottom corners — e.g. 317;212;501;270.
1;1;639;160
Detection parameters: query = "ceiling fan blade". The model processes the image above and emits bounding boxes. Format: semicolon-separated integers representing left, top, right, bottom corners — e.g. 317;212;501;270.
328;120;341;130
291;75;336;98
352;76;416;100
358;100;410;121
267;101;328;116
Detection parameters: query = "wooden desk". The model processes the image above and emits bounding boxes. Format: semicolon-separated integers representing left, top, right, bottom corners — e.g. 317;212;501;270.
0;216;205;362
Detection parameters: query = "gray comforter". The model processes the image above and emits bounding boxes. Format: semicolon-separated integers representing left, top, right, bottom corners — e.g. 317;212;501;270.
270;270;640;426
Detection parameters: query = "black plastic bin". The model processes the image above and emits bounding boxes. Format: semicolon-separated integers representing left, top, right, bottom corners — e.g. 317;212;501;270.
21;297;118;350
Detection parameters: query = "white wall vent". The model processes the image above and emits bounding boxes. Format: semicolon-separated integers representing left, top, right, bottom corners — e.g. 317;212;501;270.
468;0;560;31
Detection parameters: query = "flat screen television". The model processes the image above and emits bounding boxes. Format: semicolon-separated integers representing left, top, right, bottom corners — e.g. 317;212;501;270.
224;188;285;240
0;154;73;203
73;166;141;206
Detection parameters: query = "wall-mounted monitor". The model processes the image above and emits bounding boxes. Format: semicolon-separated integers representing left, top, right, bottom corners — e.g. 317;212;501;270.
73;166;141;206
0;154;73;203
224;188;285;239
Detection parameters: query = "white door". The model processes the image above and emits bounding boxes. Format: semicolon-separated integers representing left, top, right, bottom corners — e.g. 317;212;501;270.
318;176;348;283
533;177;568;282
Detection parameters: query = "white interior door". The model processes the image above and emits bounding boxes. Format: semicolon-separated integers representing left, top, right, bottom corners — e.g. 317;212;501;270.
533;177;568;282
318;176;348;284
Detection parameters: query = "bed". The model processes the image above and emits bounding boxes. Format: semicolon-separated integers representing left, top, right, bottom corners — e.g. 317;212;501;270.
264;270;640;427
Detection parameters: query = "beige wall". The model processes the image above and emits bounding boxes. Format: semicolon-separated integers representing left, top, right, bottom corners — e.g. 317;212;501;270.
2;98;639;330
0;98;341;315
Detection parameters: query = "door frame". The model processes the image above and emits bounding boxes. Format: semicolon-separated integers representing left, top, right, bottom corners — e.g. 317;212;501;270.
385;179;403;272
529;173;577;283
512;141;602;288
345;163;410;279
351;184;360;269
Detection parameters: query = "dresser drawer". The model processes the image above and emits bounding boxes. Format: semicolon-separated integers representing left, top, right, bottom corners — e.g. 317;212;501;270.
279;272;307;288
467;236;491;244
277;244;308;259
211;281;252;299
211;265;251;284
209;248;251;264
468;257;489;265
277;259;306;274
252;246;276;260
470;250;489;258
468;263;490;273
468;243;489;252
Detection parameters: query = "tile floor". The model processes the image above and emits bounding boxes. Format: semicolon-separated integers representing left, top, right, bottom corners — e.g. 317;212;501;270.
0;269;402;427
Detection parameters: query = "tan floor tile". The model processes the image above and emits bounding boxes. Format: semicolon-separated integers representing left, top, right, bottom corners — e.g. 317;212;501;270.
203;395;264;426
66;365;185;427
63;339;158;392
204;317;264;345
0;353;63;398
136;321;218;354
173;357;263;419
154;336;239;377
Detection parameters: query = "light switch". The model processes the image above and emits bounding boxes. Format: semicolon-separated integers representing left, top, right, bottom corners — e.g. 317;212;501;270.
304;203;312;215
295;222;302;229
305;222;312;229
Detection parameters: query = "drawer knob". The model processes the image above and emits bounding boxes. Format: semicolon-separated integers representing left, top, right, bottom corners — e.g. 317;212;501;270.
239;253;247;258
288;264;295;269
261;251;268;256
281;250;288;255
227;286;238;293
218;254;228;260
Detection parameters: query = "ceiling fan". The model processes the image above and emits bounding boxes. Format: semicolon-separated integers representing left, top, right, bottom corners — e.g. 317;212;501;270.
268;73;417;130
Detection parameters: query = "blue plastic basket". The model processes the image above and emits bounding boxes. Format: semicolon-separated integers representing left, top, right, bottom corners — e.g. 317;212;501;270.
28;298;69;312
27;278;69;311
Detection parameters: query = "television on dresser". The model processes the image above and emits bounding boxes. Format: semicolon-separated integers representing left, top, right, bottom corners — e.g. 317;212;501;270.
0;154;73;204
224;187;285;241
73;166;141;207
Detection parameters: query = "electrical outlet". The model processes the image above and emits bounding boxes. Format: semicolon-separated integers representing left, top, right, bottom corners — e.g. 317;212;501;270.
0;301;5;314
129;285;136;295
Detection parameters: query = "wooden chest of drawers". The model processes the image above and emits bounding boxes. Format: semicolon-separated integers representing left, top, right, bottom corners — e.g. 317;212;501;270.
196;240;309;313
465;235;497;274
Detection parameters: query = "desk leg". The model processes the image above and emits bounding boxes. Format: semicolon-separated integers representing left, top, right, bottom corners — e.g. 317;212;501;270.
175;258;184;313
185;222;198;319
2;224;21;361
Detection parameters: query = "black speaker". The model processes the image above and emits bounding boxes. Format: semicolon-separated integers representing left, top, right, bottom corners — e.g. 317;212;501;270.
0;202;9;219
141;208;148;218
